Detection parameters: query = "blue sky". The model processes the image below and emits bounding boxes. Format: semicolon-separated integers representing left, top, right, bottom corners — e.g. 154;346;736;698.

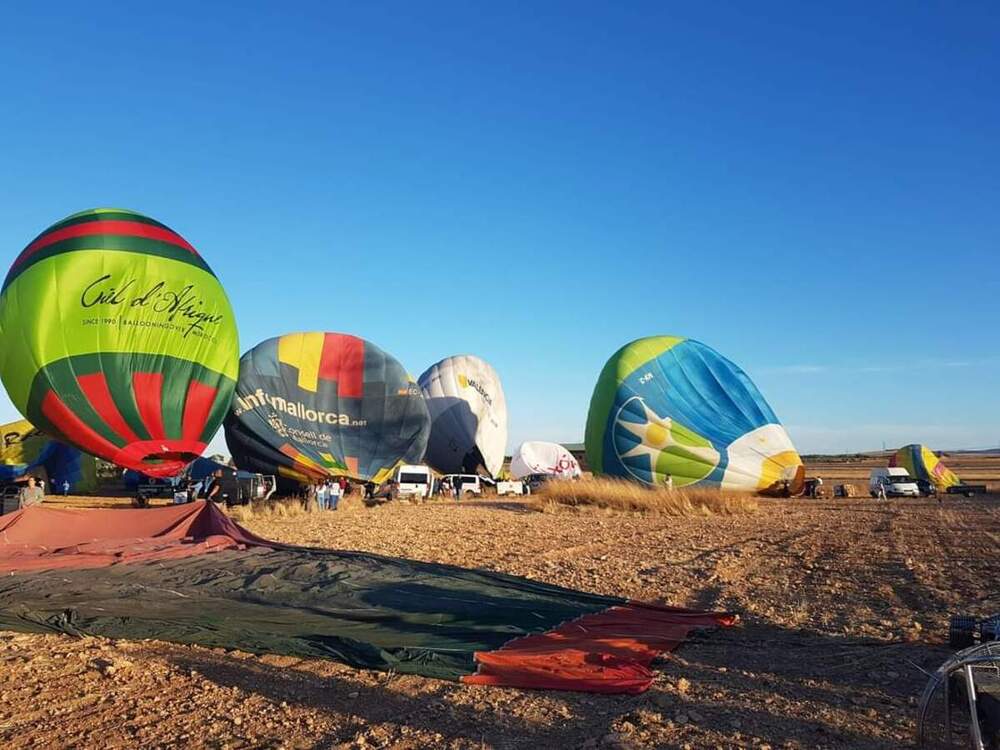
1;2;997;455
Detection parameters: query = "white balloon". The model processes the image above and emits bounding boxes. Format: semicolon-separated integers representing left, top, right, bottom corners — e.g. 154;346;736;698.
418;355;508;478
510;441;581;480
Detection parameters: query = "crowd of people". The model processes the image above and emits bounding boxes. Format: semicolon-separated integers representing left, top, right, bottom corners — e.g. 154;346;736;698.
306;475;469;511
8;469;486;516
315;476;349;510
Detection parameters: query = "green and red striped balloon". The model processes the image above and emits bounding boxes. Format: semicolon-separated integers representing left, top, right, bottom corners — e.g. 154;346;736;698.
0;209;239;477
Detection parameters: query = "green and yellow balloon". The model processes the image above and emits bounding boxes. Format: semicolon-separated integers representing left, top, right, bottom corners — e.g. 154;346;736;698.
586;336;805;494
0;209;239;477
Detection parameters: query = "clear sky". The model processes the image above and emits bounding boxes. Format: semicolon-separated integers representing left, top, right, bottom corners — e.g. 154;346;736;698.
1;2;997;456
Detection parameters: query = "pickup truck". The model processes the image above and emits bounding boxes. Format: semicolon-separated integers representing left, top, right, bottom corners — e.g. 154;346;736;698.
945;483;988;497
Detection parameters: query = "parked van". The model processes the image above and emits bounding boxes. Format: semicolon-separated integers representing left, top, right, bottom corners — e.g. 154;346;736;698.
870;467;920;498
396;465;434;499
496;480;525;496
441;474;487;497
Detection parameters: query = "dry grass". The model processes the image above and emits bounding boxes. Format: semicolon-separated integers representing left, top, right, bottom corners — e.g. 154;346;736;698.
226;497;314;523
532;477;758;516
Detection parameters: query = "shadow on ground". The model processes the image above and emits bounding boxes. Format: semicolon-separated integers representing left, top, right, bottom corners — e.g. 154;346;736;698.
166;617;956;749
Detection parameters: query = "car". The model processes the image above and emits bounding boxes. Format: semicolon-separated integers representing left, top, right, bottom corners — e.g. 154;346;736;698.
869;468;920;498
0;484;21;516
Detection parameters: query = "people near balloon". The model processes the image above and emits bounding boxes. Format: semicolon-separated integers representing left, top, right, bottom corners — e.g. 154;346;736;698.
224;332;431;490
0;209;239;478
509;441;582;480
203;470;225;504
418;355;508;478
0;211;868;506
17;476;44;509
890;444;960;491
0;418;97;494
314;478;341;511
585;336;805;495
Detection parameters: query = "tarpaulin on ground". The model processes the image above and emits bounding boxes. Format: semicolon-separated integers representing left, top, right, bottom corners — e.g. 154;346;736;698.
0;502;732;693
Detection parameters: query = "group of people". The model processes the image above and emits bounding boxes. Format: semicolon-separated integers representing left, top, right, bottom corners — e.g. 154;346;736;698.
314;476;349;510
17;477;74;505
172;476;208;504
435;476;458;498
165;469;237;506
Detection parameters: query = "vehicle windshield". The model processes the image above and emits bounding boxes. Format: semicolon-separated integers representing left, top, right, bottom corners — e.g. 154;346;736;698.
889;475;913;483
399;473;428;484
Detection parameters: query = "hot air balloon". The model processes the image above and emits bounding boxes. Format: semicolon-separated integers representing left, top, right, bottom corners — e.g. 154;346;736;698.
0;209;238;477
418;355;508;478
510;441;581;480
585;336;804;494
890;444;960;491
0;419;97;493
224;332;430;485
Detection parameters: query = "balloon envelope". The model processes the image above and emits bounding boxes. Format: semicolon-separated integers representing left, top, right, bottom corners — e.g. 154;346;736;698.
224;332;430;484
510;441;581;480
418;355;508;478
0;209;238;477
585;336;804;494
0;419;97;492
890;444;960;490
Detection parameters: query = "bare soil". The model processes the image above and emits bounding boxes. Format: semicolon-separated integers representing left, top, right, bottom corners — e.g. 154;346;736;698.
2;479;999;748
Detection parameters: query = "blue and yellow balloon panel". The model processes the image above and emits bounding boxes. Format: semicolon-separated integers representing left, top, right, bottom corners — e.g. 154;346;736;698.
585;336;804;495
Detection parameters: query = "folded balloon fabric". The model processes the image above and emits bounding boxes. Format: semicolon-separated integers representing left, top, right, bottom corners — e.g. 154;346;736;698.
0;502;733;693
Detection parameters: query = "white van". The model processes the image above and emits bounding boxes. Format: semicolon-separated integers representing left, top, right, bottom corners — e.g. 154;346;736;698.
395;465;434;499
441;474;488;497
496;480;526;496
870;467;920;498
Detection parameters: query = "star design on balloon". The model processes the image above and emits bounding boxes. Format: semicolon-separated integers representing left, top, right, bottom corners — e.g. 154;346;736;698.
615;398;720;481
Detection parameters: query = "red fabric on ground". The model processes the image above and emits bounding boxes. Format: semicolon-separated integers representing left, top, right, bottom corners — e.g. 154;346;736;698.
463;602;736;693
0;501;274;573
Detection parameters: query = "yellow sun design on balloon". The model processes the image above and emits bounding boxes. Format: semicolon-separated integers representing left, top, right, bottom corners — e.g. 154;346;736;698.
614;398;720;483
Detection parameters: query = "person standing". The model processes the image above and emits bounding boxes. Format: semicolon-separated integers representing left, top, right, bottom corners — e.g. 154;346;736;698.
204;470;223;504
61;479;70;496
18;477;44;508
328;479;341;511
664;473;673;491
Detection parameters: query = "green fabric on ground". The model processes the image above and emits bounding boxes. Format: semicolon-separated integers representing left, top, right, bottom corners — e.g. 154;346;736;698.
0;547;620;681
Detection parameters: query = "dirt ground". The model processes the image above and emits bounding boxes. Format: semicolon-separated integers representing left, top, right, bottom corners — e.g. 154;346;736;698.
1;462;999;749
